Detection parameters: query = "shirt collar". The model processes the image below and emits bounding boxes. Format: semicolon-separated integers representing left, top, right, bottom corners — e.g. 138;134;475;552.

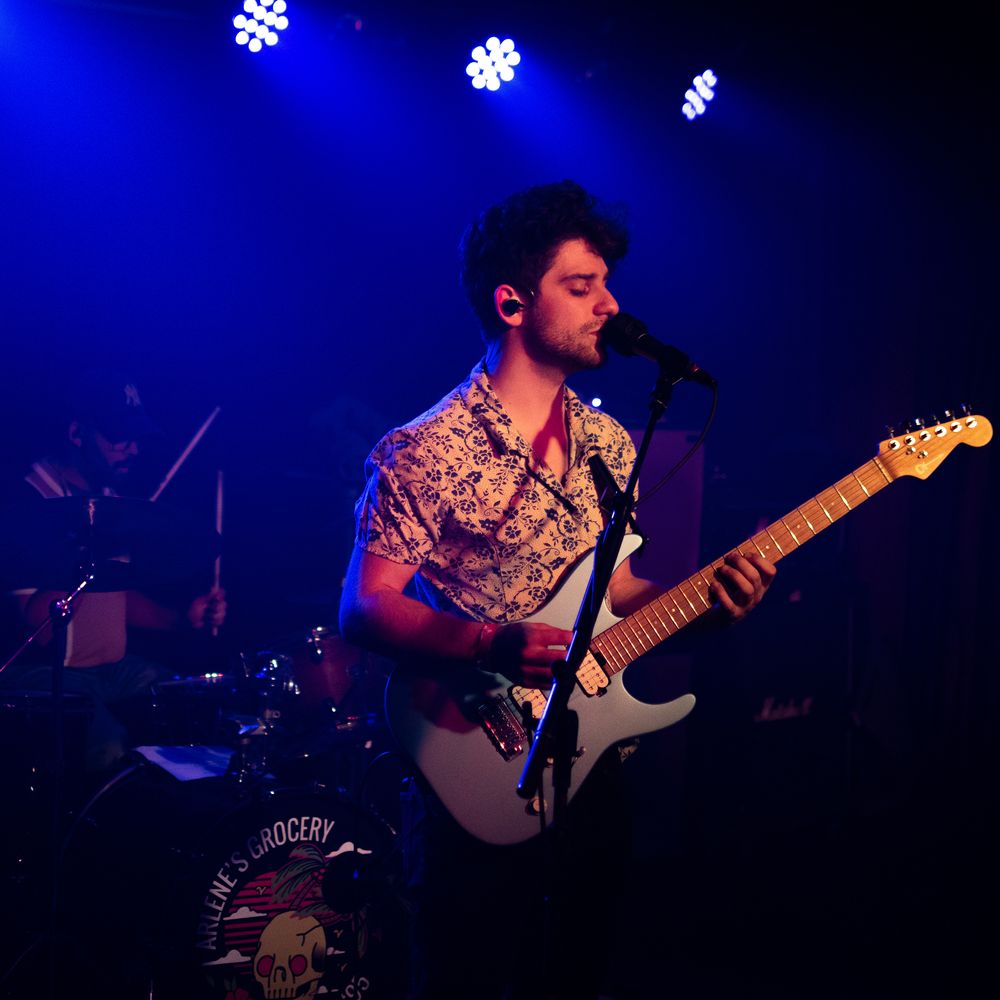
460;360;606;508
460;359;604;462
460;360;528;458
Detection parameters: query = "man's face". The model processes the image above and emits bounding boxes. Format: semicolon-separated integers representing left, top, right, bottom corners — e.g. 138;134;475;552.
84;428;139;487
521;237;619;374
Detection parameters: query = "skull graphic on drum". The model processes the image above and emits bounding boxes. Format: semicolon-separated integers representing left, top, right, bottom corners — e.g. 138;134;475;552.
253;912;326;999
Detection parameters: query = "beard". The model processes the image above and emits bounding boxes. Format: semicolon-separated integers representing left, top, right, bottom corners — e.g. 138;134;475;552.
79;433;131;494
530;319;607;373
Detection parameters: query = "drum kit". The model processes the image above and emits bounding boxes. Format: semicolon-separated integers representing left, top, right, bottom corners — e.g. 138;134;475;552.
0;495;409;999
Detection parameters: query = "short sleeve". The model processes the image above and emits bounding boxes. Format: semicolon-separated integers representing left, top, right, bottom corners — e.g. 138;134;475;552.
354;431;448;566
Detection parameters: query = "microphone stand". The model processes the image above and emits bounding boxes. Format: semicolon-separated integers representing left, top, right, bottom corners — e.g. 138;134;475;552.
43;573;91;1000
0;569;95;1000
517;362;686;993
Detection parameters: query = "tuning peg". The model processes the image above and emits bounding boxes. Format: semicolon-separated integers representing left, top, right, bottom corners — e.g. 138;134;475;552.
957;403;972;416
912;417;925;430
942;409;954;421
927;413;940;425
884;424;897;438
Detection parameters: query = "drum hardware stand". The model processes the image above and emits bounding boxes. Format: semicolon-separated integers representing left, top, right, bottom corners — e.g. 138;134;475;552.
0;559;97;1000
226;706;278;786
223;651;286;784
226;724;276;785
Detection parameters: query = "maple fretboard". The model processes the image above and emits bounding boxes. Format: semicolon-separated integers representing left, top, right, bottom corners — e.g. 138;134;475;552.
591;455;895;673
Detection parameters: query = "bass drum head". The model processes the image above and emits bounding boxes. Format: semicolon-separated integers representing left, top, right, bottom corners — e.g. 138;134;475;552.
61;760;407;1000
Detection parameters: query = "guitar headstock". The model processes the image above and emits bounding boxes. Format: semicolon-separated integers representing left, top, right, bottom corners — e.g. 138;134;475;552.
878;409;992;480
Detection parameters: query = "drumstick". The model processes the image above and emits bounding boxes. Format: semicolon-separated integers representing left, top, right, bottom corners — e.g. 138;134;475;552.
212;469;223;638
150;406;222;502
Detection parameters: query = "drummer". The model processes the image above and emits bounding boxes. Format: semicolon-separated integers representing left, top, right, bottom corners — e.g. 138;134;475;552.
1;370;226;771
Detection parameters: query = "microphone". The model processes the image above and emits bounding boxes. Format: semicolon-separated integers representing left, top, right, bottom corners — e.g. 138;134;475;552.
601;313;716;388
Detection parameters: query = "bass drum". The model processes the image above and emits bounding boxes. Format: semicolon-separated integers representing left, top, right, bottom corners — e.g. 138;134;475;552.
0;690;91;871
60;759;408;1000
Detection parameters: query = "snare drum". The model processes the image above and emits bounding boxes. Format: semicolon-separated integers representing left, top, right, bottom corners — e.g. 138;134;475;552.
60;758;406;999
145;671;248;745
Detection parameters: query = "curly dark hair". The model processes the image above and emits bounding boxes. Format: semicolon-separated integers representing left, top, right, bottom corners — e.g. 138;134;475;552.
459;180;629;339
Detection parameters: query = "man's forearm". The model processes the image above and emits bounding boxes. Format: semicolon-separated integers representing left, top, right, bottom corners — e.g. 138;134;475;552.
339;587;483;664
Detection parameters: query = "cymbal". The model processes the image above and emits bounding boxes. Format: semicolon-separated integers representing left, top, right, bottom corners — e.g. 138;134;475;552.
0;495;220;591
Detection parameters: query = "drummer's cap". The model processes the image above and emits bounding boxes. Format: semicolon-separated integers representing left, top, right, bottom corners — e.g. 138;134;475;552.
70;369;161;442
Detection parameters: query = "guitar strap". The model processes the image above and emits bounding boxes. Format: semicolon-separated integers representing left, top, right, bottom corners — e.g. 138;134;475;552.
588;454;644;545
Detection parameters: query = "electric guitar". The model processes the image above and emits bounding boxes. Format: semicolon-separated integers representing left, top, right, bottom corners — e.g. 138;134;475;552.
385;412;992;845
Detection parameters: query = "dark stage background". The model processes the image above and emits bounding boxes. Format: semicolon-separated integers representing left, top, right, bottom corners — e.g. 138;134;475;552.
1;2;997;996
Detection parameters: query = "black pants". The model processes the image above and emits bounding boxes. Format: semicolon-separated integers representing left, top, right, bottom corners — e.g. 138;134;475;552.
402;751;632;1000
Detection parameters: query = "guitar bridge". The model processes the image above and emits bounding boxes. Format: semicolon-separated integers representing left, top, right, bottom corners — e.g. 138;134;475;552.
477;695;528;761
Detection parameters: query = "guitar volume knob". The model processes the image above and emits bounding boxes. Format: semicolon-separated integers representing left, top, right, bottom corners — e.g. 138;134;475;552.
526;795;547;816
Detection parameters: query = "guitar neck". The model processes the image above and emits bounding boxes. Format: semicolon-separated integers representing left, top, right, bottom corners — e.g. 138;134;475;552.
592;454;896;675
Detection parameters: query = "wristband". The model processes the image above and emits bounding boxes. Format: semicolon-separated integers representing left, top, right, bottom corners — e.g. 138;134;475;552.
473;622;499;667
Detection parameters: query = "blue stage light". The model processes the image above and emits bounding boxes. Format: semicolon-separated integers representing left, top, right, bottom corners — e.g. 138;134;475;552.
681;68;717;120
233;0;288;54
466;36;520;91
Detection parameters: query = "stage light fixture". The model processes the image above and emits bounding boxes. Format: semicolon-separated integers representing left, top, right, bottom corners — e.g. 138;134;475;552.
233;0;288;53
466;36;520;91
591;397;603;408
681;69;717;120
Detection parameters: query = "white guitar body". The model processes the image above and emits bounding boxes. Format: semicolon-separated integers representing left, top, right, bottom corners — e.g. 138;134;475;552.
384;534;696;846
384;413;992;845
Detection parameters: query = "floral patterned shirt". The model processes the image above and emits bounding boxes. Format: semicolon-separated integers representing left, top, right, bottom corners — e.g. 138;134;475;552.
354;361;637;624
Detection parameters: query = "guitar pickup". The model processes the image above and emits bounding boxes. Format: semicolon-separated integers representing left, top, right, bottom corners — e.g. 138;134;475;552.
477;695;528;761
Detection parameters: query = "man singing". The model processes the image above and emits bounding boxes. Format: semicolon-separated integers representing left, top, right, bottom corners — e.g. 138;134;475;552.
340;180;775;998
